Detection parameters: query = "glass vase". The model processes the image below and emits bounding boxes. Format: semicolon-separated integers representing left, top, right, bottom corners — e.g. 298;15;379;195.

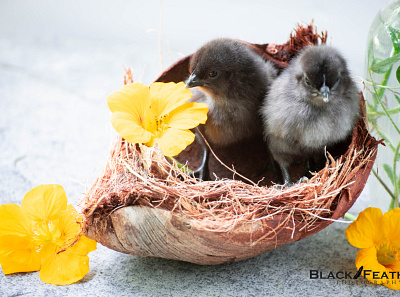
365;0;400;211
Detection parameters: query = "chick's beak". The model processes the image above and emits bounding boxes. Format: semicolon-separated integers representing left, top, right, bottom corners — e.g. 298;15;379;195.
186;74;204;88
320;85;330;103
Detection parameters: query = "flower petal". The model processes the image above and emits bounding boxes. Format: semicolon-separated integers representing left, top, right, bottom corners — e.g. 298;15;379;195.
39;249;90;285
39;242;58;261
164;102;208;129
150;82;193;117
107;82;151;115
111;111;153;144
21;184;68;223
68;235;97;256
0;234;41;274
0;204;32;237
356;247;400;290
58;205;97;254
154;128;195;157
38;205;96;285
385;260;400;290
58;205;82;242
346;207;384;249
383;208;400;248
356;247;386;282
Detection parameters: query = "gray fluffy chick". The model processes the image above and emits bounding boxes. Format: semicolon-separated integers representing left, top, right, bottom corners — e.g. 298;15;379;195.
186;38;278;180
261;45;360;186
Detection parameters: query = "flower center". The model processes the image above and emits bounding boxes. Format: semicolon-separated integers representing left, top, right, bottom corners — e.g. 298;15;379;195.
142;108;158;133
32;220;62;246
151;116;169;137
376;243;397;266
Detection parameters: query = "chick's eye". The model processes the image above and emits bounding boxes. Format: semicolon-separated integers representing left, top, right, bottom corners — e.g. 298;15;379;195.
209;70;218;78
304;76;311;86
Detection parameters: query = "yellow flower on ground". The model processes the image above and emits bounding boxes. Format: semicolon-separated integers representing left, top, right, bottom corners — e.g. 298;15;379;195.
346;207;400;290
107;82;208;156
0;184;97;285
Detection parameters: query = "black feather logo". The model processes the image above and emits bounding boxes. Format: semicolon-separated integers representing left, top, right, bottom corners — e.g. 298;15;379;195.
354;266;363;279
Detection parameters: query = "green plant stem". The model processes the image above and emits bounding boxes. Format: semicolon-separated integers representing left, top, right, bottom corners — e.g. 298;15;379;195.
367;105;400;116
392;140;400;208
377;65;394;100
389;198;395;210
167;156;193;173
372;169;396;201
364;80;400;89
344;213;357;221
369;68;400;136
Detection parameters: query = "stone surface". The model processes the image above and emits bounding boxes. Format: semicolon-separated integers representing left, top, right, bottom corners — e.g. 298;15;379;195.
0;0;396;296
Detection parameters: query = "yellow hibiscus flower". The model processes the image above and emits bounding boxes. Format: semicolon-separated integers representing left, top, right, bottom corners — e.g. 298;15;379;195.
107;82;208;156
346;207;400;290
0;184;97;285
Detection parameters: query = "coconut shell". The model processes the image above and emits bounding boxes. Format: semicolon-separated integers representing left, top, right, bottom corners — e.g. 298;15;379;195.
80;23;379;265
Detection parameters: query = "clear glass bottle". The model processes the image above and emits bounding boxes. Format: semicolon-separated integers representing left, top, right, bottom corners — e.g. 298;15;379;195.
366;0;400;210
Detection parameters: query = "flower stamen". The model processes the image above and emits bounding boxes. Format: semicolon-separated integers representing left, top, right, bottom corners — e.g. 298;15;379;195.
377;243;396;266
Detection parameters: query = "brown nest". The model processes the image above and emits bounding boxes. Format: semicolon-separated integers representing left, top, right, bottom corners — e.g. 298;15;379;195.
79;23;379;265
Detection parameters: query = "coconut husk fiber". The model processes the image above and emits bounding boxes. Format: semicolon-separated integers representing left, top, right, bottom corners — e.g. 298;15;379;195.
79;23;379;265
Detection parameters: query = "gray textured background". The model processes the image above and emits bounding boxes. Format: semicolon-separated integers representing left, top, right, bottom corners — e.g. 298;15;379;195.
0;0;397;296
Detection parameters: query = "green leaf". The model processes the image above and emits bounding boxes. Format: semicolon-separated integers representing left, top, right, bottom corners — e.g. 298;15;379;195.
383;163;395;186
367;105;400;116
395;94;400;105
367;45;374;67
396;66;400;84
370;58;391;74
397;175;400;193
370;54;400;73
386;25;400;53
